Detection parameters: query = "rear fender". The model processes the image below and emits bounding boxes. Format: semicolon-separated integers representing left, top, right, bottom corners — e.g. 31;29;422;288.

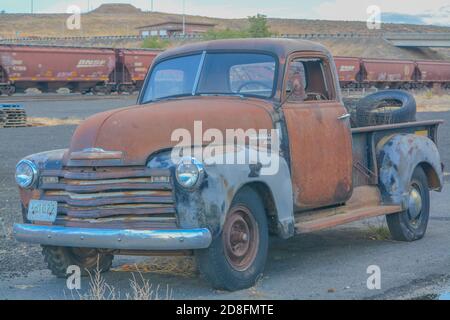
377;134;443;209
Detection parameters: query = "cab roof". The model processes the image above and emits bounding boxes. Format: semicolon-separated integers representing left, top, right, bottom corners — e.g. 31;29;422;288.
155;38;331;62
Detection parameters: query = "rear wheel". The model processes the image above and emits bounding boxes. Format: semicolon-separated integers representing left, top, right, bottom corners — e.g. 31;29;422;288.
195;187;268;291
386;167;430;241
42;246;113;278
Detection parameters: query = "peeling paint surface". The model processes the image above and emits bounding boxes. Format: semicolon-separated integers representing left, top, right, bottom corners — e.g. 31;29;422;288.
377;134;443;207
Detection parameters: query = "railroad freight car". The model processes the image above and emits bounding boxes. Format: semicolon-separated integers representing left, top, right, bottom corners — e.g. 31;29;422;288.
415;60;450;89
334;57;361;88
360;58;416;89
0;45;116;94
113;49;160;93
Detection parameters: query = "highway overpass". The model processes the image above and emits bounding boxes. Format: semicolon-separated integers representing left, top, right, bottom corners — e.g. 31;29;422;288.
384;33;450;48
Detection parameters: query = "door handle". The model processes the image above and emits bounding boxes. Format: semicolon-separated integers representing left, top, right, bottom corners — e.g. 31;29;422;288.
337;113;351;120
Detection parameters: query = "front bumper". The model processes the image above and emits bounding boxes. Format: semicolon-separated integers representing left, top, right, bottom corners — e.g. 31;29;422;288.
13;224;212;251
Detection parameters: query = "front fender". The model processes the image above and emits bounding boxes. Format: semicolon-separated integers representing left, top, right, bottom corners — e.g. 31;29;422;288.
377;134;443;208
23;149;67;171
18;149;68;212
174;146;294;239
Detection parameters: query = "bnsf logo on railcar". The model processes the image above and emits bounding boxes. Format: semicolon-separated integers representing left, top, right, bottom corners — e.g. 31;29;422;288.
76;59;107;68
339;65;355;72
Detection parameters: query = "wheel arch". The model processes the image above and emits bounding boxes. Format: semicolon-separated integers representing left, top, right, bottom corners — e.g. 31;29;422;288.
234;181;280;237
417;161;442;190
199;156;294;239
377;134;443;209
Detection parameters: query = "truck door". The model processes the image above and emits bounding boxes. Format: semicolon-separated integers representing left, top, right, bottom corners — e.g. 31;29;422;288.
282;54;353;210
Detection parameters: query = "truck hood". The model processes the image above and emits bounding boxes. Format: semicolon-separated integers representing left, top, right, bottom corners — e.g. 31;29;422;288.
68;96;275;165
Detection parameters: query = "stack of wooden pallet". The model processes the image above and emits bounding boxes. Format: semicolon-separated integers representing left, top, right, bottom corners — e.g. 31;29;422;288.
0;104;27;128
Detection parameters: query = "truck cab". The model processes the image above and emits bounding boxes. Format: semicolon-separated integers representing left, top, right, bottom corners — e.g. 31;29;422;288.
13;39;444;291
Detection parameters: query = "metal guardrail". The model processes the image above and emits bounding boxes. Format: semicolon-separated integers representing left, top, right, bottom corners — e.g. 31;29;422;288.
0;34;205;43
0;32;448;44
0;32;390;44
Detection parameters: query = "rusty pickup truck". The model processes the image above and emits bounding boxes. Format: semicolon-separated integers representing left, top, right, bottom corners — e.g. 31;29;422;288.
14;39;444;291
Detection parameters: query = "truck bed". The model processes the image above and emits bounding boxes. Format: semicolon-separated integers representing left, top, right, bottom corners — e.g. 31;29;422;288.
351;119;443;187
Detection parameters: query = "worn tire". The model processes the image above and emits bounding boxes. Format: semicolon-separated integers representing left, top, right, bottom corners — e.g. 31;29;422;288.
386;167;430;241
195;187;268;291
356;90;416;127
42;246;113;278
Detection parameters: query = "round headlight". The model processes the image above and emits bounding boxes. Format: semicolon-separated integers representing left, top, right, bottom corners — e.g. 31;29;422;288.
15;159;38;189
175;157;204;188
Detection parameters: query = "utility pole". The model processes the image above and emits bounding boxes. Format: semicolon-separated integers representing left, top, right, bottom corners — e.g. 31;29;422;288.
151;0;154;12
31;0;33;14
182;0;186;36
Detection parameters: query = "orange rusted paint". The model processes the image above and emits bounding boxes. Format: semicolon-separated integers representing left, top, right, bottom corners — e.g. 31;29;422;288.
284;101;353;209
294;186;402;233
69;149;123;160
68;96;275;165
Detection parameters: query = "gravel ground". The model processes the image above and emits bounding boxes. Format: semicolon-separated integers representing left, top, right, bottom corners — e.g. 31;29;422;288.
0;126;76;276
0;96;449;299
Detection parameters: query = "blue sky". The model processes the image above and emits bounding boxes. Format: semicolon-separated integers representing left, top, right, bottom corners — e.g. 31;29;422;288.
0;0;449;25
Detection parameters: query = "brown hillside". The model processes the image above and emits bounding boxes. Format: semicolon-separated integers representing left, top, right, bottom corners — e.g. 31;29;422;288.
1;3;449;38
92;3;142;14
0;4;449;60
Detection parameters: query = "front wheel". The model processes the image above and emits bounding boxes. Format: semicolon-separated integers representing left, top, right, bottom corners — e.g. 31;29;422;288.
195;187;268;291
386;166;430;241
42;246;113;278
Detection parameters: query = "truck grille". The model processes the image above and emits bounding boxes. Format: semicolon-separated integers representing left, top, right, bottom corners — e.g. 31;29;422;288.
39;167;176;229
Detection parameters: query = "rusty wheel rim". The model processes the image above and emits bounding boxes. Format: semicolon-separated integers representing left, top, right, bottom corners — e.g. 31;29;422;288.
223;205;259;271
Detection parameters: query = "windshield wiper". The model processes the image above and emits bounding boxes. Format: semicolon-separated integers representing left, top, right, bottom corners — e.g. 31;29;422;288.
198;93;245;99
142;93;194;104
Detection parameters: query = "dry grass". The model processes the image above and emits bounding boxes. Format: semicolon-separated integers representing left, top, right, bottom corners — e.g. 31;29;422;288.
79;258;173;300
111;256;197;278
28;117;83;127
81;266;117;300
415;91;450;112
365;219;391;241
126;272;173;300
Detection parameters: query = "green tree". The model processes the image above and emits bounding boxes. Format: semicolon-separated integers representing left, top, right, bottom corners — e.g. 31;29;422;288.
202;13;272;41
203;28;248;40
247;14;271;38
141;36;170;49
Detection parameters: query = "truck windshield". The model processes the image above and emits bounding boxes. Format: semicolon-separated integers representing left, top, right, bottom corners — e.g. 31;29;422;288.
141;52;276;103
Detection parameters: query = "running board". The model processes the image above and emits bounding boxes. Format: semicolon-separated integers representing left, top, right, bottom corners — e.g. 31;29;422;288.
294;186;402;234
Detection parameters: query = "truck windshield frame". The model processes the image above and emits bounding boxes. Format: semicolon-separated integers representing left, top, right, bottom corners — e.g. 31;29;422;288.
140;51;278;104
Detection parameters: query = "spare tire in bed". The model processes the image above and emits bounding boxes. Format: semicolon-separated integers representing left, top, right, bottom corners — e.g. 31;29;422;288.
355;90;416;127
